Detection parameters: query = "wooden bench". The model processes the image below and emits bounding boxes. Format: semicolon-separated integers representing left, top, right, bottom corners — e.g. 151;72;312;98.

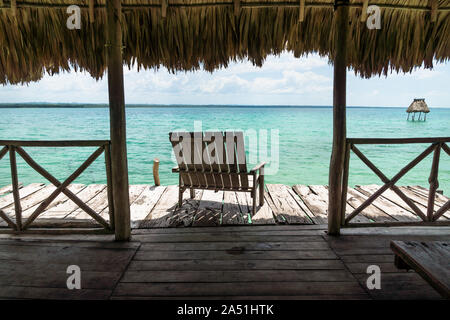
169;131;265;215
391;240;450;299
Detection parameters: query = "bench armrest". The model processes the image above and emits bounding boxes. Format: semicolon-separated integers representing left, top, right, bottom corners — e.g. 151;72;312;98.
250;162;266;174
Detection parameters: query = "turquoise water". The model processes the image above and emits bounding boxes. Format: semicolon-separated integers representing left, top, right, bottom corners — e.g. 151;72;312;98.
0;106;449;194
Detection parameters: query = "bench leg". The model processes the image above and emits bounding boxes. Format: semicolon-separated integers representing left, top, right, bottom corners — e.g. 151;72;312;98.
178;187;183;207
190;188;195;199
259;175;264;206
252;189;257;216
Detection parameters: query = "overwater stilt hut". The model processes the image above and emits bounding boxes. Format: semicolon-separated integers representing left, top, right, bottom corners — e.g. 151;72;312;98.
0;1;449;240
407;98;430;121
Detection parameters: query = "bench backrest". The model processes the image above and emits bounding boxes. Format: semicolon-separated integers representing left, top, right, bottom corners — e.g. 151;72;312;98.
169;131;248;189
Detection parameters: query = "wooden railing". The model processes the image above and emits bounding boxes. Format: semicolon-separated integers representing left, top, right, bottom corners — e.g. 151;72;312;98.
342;137;450;227
0;140;114;233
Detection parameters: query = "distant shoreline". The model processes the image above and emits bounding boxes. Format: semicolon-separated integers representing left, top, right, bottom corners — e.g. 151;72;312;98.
1;104;449;109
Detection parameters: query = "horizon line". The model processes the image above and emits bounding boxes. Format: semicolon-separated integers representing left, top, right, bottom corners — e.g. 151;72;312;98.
1;103;449;109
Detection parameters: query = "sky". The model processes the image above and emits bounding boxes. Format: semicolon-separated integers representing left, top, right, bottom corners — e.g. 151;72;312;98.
1;52;449;107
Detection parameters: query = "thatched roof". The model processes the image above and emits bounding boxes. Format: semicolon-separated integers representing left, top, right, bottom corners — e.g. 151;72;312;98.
407;98;430;113
1;0;450;84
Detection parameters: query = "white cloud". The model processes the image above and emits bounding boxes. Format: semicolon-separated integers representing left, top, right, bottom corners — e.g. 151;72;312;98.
1;52;448;107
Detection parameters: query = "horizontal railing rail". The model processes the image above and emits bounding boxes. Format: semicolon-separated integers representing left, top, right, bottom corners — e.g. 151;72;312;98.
0;140;114;233
342;137;450;227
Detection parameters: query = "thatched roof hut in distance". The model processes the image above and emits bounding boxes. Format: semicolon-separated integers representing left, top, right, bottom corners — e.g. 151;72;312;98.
407;99;430;121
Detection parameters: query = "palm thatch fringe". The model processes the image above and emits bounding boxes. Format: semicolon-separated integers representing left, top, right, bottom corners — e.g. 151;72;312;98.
0;0;449;84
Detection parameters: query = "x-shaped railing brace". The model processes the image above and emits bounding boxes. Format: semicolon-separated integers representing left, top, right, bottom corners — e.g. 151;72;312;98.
0;145;110;230
345;143;437;224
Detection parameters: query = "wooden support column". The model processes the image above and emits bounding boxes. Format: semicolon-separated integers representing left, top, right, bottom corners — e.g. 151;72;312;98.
106;0;131;241
328;0;349;236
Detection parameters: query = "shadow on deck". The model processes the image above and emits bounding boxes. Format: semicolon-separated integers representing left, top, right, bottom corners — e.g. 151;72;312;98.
0;183;448;230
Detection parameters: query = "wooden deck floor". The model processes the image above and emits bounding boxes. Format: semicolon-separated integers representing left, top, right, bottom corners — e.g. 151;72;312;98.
0;225;448;300
0;183;449;229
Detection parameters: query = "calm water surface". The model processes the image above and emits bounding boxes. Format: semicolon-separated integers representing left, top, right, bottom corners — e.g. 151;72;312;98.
0;106;449;194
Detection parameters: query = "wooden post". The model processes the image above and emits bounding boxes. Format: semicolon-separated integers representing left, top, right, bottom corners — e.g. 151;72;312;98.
328;0;349;236
104;142;115;229
153;158;160;186
106;0;131;241
427;143;441;221
340;141;350;226
9;146;22;230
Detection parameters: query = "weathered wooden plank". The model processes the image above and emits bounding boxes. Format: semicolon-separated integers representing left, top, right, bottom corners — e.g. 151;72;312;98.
0;238;139;250
133;234;324;243
408;185;449;206
128;259;345;271
0;183;45;209
192;189;223;227
133;249;337;261
30;184;86;217
353;273;442;300
139;241;329;251
352;185;411;223
250;191;276;225
71;184;147;221
345;262;409;274
266;184;312;224
2;184;57;218
141;185;179;228
134;229;324;237
286;186;316;223
235;190;250;223
399;186;450;219
66;188;108;220
132;224;326;235
0;183;22;197
357;185;419;217
345;187;396;222
391;241;450;299
113;281;365;297
167;189;203;227
222;191;245;225
121;269;355;283
339;254;395;263
39;184;106;219
0;270;122;290
0;244;138;265
129;186;166;228
0;286;111;300
292;185;327;224
355;185;419;222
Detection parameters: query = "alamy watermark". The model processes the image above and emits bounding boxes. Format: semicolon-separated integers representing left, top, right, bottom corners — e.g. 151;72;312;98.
66;5;81;30
366;5;381;30
66;265;81;290
366;265;381;290
65;4;381;31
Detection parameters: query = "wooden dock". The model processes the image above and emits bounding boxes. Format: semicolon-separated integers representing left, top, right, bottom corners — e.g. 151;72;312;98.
0;225;448;299
0;183;448;229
